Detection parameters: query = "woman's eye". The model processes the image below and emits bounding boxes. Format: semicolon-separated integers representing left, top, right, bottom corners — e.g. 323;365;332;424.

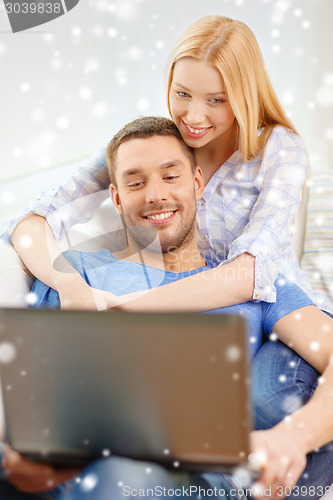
177;91;190;98
209;98;223;104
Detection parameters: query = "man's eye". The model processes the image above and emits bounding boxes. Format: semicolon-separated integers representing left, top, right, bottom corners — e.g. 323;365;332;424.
164;176;179;181
128;181;143;188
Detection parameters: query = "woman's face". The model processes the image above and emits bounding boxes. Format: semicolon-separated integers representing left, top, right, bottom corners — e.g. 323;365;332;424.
169;58;237;150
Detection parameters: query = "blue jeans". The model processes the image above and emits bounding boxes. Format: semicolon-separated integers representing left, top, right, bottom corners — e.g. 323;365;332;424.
0;456;246;500
35;460;246;500
252;339;333;499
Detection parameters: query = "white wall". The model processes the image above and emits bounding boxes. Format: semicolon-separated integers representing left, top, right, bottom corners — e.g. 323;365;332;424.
0;0;332;199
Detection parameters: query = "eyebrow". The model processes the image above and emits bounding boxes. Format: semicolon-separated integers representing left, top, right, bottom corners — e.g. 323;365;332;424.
121;160;185;178
160;160;185;169
172;82;226;96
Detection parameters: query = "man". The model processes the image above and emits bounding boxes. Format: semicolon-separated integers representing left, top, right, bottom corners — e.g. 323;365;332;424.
1;117;332;500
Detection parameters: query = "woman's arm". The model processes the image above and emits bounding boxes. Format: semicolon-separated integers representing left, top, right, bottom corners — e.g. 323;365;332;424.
108;252;255;312
221;127;309;304
11;215;109;310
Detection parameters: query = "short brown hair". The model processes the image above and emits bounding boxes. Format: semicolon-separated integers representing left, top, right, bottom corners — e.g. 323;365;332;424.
106;116;196;186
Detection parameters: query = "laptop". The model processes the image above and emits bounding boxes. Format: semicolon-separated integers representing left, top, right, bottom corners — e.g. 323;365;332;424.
0;308;252;472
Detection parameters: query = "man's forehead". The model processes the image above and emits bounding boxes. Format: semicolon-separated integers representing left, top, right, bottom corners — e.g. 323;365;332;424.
118;134;185;155
116;135;190;173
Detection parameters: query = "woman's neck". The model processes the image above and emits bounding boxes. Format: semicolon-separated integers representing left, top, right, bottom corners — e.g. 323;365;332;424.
195;124;238;185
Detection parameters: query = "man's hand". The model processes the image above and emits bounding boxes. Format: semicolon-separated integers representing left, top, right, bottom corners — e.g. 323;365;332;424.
1;444;80;493
250;425;308;499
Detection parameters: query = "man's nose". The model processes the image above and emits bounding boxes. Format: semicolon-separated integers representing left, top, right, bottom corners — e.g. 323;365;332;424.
145;178;168;204
186;99;206;125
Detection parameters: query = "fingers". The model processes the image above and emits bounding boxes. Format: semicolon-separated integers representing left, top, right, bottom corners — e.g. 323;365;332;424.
2;445;80;493
277;458;307;498
252;454;306;499
8;465;80;493
250;430;307;499
253;465;289;498
2;445;51;475
252;453;289;498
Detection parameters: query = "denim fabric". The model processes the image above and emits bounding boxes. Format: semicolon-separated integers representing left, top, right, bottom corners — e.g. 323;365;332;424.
40;457;245;500
0;457;246;500
251;338;333;499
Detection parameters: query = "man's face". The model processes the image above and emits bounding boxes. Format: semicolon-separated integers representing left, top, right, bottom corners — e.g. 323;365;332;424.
110;135;204;254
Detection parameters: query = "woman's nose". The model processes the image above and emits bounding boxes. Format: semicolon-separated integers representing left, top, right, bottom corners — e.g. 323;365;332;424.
186;100;206;125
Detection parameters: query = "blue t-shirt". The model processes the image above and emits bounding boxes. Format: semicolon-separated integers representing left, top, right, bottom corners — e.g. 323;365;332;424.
31;250;314;359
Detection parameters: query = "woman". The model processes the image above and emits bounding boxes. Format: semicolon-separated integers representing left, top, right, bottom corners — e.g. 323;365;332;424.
1;15;333;499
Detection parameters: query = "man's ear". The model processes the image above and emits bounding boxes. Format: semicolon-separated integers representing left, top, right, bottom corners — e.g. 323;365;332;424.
109;184;122;215
194;166;205;201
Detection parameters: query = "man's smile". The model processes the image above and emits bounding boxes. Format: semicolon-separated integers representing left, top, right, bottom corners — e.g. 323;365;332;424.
143;210;177;224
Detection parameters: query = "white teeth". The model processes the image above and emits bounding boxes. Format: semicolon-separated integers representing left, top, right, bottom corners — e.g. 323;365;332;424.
146;211;174;221
187;125;207;134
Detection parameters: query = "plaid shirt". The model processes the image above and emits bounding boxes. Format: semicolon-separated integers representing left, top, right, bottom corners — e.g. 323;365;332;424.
1;126;331;310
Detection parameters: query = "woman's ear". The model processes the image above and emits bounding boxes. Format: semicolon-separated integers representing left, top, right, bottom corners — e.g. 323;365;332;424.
194;166;205;201
109;184;122;215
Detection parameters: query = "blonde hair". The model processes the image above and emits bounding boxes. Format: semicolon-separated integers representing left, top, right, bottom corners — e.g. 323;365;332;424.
165;16;298;161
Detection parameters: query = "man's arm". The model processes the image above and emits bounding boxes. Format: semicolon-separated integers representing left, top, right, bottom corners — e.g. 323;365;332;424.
251;305;333;498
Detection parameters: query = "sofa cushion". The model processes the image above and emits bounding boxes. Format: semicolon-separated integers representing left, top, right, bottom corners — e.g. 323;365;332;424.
300;164;333;310
0;243;33;307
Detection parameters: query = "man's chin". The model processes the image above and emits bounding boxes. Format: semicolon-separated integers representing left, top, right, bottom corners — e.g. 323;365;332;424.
125;223;194;257
127;225;158;247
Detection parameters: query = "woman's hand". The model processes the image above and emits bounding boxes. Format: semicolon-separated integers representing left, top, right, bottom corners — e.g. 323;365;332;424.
104;289;152;312
57;275;116;311
1;444;80;493
250;425;308;499
56;274;142;311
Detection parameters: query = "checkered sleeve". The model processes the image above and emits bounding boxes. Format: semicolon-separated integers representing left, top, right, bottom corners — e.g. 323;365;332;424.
220;128;309;302
1;145;110;243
